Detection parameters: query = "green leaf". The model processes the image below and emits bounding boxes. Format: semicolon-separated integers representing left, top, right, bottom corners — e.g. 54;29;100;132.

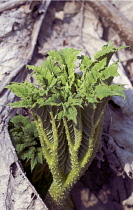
100;62;119;80
31;155;38;172
37;148;44;164
63;104;77;124
80;55;92;73
16;141;37;153
8;100;34;108
10;115;30;128
94;43;116;60
59;48;80;86
37;94;62;106
6;82;40;99
94;42;128;67
95;84;125;100
109;84;126;99
9;115;43;172
48;50;64;65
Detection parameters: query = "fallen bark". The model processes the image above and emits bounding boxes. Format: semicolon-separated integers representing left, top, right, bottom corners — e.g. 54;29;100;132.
0;0;51;209
0;0;51;94
0;0;26;12
87;1;133;50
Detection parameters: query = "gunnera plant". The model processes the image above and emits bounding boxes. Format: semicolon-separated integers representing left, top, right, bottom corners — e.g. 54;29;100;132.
6;43;126;208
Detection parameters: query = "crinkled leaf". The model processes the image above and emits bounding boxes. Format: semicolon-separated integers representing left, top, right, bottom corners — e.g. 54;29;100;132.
9;115;43;172
6;82;40;99
94;43;116;60
100;62;119;80
9;100;34;108
59;48;80;86
80;55;92;73
95;84;126;100
37;94;62;106
63;105;77;124
10;115;30;128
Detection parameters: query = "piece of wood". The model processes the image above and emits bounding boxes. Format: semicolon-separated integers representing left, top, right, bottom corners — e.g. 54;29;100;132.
0;0;51;209
0;0;51;94
87;1;133;50
0;0;26;12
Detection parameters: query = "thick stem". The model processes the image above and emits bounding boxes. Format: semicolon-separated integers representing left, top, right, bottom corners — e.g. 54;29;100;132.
45;191;74;210
63;117;74;150
32;116;52;163
31;111;53;150
49;109;64;185
74;107;82;152
47;109;104;204
49;109;58;150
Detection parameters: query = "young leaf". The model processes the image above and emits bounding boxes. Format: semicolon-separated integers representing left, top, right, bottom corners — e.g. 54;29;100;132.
9;115;43;171
7;43;126;205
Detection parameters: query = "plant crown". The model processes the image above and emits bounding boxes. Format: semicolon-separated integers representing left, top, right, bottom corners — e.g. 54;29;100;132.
6;43;126;204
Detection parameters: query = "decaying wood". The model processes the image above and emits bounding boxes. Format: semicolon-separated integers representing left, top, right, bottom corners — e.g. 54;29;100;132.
0;0;26;13
87;1;133;50
0;0;51;94
0;0;50;209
